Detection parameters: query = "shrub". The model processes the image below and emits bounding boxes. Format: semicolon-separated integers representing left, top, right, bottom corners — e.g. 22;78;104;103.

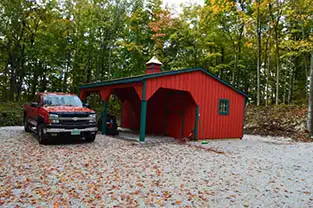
0;102;24;126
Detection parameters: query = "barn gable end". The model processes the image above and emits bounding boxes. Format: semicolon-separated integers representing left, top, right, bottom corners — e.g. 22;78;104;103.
145;70;245;139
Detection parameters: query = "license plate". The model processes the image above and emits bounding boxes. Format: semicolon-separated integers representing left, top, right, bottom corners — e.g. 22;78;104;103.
71;129;81;135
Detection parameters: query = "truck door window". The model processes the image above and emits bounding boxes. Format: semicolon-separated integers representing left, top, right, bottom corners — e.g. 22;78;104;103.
36;95;41;105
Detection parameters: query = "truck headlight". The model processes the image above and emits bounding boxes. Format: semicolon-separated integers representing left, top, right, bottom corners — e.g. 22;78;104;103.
89;114;96;123
49;114;59;124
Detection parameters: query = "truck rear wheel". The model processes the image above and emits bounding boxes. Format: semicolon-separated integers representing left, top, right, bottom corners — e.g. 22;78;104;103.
24;118;31;133
38;124;48;145
85;134;96;143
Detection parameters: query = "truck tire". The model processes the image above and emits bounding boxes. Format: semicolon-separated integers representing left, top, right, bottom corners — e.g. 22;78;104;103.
85;134;96;143
37;124;48;145
24;118;31;133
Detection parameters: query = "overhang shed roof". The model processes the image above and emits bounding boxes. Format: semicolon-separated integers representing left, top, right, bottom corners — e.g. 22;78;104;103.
79;67;248;98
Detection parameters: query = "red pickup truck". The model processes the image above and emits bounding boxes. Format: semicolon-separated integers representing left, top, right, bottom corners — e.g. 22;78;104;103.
24;92;97;144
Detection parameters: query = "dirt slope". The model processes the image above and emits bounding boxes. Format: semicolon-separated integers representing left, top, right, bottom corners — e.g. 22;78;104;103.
244;105;311;142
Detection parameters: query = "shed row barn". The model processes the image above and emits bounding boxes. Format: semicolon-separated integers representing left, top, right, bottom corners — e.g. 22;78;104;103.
79;57;248;142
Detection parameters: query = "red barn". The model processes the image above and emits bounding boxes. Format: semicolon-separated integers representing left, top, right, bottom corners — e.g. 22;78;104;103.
79;57;248;142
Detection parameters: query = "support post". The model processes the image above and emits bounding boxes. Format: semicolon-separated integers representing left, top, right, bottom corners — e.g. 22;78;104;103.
140;80;147;142
102;101;108;135
194;105;199;140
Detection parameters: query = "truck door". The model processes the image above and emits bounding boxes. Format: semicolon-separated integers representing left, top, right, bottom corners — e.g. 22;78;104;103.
29;94;41;126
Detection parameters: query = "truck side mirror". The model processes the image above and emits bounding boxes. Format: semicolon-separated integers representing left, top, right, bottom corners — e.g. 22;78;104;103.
31;102;40;108
83;103;90;108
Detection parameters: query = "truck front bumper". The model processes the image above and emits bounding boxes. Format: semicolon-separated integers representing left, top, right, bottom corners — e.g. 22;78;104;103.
43;123;98;137
46;127;98;133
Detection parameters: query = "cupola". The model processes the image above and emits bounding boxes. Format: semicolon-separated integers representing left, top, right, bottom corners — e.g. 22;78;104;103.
146;56;162;74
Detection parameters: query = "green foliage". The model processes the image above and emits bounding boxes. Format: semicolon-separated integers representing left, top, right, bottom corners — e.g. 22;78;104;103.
86;94;121;123
0;0;313;109
0;103;24;126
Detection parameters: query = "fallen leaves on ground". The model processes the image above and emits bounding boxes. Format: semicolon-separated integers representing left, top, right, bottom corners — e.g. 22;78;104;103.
0;127;312;207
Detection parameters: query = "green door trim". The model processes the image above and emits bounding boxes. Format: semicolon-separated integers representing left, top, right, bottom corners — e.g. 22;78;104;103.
194;105;199;140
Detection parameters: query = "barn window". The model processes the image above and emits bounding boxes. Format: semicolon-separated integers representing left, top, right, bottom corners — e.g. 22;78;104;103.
218;99;229;115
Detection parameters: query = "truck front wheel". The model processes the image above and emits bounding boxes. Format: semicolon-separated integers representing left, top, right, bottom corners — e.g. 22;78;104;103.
24;118;31;133
37;124;48;145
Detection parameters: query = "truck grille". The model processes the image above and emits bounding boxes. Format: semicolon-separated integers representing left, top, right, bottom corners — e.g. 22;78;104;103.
57;112;90;118
57;113;93;126
60;119;90;125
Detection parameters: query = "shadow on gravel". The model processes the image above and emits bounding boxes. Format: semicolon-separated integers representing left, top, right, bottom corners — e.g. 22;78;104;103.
30;132;97;146
46;137;89;145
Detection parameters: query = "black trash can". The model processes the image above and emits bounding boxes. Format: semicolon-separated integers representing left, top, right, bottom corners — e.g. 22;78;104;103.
97;114;119;136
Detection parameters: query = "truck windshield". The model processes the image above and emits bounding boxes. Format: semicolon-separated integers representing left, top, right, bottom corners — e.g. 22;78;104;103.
43;95;83;107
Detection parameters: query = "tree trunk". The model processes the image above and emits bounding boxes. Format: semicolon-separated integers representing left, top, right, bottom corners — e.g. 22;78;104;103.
85;50;92;83
233;52;237;86
302;23;309;100
265;36;270;107
220;47;225;77
256;0;261;106
40;65;48;92
2;41;11;100
275;28;280;105
108;46;112;79
288;67;293;104
304;54;309;99
283;79;286;104
63;52;70;92
307;50;313;137
16;43;26;102
8;40;16;101
274;5;281;105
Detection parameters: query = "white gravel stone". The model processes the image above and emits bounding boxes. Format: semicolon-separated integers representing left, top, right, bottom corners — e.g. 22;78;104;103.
0;127;312;207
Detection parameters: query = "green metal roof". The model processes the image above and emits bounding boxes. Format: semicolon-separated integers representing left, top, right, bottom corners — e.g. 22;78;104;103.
79;67;248;98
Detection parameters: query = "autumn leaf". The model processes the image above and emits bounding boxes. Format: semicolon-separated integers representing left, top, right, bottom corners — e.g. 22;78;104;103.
176;200;182;205
53;201;59;207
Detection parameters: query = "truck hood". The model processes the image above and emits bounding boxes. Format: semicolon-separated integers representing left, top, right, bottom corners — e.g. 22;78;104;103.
42;106;95;113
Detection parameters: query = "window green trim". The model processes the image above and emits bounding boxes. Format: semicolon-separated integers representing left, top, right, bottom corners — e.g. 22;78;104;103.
218;99;229;115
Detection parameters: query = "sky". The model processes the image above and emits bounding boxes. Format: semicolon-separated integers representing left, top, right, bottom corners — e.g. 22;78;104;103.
162;0;205;11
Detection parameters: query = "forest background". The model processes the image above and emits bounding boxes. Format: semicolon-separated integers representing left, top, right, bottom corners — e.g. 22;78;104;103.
1;0;313;138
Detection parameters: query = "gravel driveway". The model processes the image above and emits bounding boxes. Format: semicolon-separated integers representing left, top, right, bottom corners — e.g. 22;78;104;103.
0;127;312;207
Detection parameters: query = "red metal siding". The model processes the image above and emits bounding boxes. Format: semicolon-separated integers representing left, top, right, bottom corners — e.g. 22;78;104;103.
81;69;245;140
146;71;245;139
